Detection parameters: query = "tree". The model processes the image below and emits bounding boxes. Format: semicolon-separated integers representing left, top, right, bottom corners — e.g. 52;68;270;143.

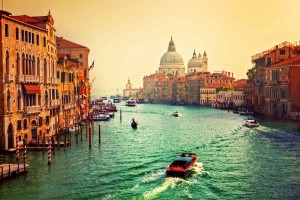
246;67;256;84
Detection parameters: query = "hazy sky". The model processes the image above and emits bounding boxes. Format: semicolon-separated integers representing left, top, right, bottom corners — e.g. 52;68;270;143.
6;0;300;96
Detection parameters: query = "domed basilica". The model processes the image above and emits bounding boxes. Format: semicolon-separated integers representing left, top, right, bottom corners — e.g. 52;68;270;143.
158;37;208;76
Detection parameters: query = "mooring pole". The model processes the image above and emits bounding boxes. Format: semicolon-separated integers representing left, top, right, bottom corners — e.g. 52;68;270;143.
98;124;101;144
89;127;92;148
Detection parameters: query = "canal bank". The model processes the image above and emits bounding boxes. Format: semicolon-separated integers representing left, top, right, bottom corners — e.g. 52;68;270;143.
0;103;299;199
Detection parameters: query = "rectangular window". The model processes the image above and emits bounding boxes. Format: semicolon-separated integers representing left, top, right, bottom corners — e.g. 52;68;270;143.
24;119;28;129
16;28;19;40
266;58;271;66
5;24;9;37
36;35;39;45
79;54;83;58
61;72;65;82
21;30;24;41
39;117;43;126
43;37;46;47
25;31;28;42
32;33;34;44
57;71;60;79
17;120;22;130
28;32;31;43
46;116;50;124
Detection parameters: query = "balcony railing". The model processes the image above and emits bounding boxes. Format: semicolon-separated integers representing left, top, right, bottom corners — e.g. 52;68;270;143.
44;77;51;84
52;78;58;85
270;80;278;85
25;75;39;83
17;74;24;83
39;76;44;84
50;99;60;107
5;73;14;83
63;102;76;110
26;106;41;114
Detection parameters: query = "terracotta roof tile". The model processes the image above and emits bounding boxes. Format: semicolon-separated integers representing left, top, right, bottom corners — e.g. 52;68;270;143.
271;55;300;67
56;37;88;49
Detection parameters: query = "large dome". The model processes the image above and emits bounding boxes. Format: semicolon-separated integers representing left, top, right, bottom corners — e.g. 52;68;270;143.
160;51;184;65
188;50;202;69
159;37;185;76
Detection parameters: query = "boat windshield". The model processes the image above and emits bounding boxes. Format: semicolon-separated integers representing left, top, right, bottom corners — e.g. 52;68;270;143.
170;160;188;168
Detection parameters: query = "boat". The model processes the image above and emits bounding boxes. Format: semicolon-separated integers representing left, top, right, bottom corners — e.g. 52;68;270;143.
131;118;138;129
126;100;136;107
166;153;199;177
171;111;179;117
245;119;259;127
94;114;110;121
113;98;121;103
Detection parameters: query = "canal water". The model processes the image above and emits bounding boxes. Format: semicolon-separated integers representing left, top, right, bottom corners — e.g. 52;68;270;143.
1;103;300;199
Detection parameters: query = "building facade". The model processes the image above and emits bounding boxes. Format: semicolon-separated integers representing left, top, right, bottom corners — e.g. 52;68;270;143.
123;79;141;98
0;10;59;151
252;41;300;118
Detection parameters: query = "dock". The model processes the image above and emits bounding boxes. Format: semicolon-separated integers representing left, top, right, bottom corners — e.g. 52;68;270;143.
0;164;28;180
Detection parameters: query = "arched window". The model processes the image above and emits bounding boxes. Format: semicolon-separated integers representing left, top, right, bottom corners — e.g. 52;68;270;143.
32;56;36;75
44;58;47;80
16;53;21;75
17;90;22;111
22;53;25;75
38;95;41;106
26;54;29;75
37;57;40;76
45;90;49;108
6;51;9;74
7;90;11;112
28;55;31;75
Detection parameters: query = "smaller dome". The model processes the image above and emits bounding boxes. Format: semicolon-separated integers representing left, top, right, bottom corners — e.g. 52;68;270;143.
188;50;202;69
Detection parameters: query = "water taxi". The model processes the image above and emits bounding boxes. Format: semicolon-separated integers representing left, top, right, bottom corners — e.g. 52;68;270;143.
245;119;259;127
171;111;179;117
166;153;198;177
126;100;136;107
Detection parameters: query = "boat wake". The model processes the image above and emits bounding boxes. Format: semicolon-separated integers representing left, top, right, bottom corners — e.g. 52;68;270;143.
142;162;204;199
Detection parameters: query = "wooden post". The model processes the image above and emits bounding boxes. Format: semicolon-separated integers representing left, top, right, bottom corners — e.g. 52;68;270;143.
98;124;101;144
89;127;91;148
64;129;66;151
48;137;52;165
16;135;20;172
1;166;3;178
51;135;55;155
69;129;72;146
57;132;60;150
120;109;122;122
23;143;27;171
80;125;83;142
42;133;45;154
85;122;88;137
75;123;78;144
8;165;10;176
36;135;39;150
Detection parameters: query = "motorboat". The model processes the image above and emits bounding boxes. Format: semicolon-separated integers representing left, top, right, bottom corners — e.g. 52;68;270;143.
126;100;136;107
113;98;121;103
166;153;199;177
131;119;138;129
171;111;179;117
94;114;110;121
245;119;259;127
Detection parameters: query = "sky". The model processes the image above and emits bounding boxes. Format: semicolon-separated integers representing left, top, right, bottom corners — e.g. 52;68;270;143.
6;0;300;96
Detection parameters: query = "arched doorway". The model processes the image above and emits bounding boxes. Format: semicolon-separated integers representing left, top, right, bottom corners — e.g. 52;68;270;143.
7;123;14;149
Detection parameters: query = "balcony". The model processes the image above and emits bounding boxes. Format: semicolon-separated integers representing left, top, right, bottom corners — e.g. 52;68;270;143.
52;78;58;85
44;77;51;84
26;106;41;114
17;74;24;83
63;102;76;110
25;75;39;83
5;73;14;83
39;76;44;84
270;80;278;85
50;99;60;107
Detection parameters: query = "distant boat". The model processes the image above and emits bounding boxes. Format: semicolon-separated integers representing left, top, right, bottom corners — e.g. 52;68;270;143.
126;100;136;107
171;111;179;117
113;98;121;103
94;114;110;121
131;119;138;129
245;119;259;127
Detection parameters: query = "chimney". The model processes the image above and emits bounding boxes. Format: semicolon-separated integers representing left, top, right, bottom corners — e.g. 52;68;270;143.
228;72;230;77
232;73;233;78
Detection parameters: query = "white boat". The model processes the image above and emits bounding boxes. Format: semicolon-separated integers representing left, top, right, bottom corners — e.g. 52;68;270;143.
171;111;179;117
245;119;259;127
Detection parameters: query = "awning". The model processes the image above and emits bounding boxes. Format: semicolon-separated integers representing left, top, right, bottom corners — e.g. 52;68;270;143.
23;84;41;94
